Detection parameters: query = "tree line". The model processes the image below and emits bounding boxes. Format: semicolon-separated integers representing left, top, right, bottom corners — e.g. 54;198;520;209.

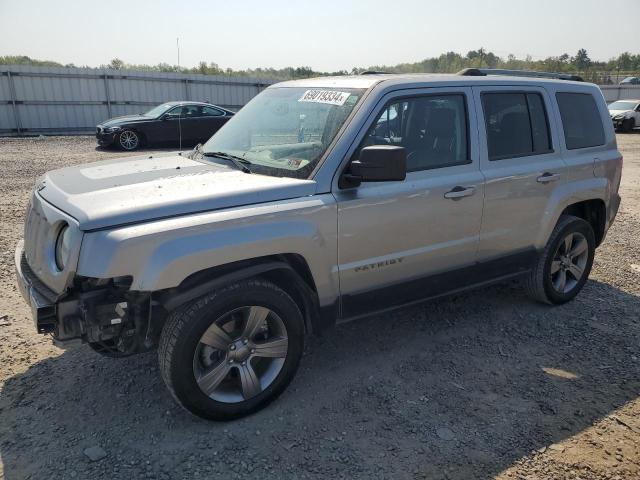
2;49;639;82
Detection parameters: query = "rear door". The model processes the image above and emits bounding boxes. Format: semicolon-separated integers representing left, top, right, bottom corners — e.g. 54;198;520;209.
173;105;205;143
334;87;485;317
473;85;567;263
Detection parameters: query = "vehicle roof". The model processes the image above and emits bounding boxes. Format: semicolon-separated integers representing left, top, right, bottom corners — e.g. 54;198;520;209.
272;73;591;90
163;100;232;110
609;99;640;103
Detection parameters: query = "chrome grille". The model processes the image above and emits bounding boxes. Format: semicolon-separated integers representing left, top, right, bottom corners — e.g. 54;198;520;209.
23;194;49;271
23;193;58;292
21;191;79;295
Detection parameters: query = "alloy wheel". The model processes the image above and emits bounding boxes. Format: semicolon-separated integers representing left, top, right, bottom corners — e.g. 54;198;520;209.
192;306;288;403
119;130;139;150
550;232;589;294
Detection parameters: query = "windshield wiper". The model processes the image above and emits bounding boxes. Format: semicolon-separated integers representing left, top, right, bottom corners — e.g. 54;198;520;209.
202;151;252;174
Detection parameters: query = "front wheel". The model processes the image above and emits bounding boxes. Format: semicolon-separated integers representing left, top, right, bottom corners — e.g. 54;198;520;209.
525;215;595;305
118;129;140;150
621;118;635;133
158;279;304;420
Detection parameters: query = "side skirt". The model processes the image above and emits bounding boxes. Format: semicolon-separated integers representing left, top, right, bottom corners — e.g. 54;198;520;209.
338;250;536;323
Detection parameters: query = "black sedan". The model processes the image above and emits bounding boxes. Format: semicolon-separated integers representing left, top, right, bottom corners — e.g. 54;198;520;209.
96;101;234;150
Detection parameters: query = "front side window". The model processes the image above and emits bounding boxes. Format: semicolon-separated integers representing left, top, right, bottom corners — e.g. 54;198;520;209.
556;93;605;150
355;94;469;172
144;103;174;118
202;87;365;179
482;92;552;160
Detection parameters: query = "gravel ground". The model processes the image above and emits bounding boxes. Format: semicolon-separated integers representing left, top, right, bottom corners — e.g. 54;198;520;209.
0;135;639;480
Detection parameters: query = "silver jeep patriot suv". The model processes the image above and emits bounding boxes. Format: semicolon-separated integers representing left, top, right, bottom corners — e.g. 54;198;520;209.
16;70;622;420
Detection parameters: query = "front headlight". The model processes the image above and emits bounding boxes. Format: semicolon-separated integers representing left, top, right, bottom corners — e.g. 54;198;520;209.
55;223;72;271
613;114;626;120
104;126;122;133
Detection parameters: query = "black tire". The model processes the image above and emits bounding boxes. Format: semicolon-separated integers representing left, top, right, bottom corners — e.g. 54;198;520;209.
158;279;304;420
525;215;595;305
621;118;635;133
117;129;140;150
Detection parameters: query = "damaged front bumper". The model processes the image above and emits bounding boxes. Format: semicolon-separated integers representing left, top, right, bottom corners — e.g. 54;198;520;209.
15;240;154;352
15;239;58;334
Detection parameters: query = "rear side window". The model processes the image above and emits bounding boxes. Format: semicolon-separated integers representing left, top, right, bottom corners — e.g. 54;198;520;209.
202;106;225;117
556;93;605;150
482;92;552;160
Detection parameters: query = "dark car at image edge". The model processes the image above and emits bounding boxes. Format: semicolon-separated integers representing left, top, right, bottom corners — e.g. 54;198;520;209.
96;101;235;150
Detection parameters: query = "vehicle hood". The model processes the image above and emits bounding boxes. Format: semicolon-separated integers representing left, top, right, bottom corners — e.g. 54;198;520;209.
37;153;317;230
98;115;153;127
609;109;631;117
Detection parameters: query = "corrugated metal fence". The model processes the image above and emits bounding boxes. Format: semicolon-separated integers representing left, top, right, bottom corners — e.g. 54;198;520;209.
601;85;640;103
0;65;276;136
2;65;640;136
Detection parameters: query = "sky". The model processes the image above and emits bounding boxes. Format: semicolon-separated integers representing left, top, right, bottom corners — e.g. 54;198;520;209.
1;0;638;71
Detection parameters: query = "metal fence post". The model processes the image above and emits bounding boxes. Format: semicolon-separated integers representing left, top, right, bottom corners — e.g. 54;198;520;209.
6;71;22;135
184;79;190;100
103;74;112;118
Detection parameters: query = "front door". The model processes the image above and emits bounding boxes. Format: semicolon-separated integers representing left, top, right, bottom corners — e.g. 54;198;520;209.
149;106;182;145
334;88;485;318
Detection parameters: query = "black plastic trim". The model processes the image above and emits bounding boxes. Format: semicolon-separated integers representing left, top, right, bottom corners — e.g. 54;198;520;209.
340;249;537;320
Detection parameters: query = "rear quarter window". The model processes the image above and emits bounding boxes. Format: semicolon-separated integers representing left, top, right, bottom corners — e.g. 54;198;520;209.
556;92;605;150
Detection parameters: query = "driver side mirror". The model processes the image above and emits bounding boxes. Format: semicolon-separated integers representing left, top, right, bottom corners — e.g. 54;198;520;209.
342;145;406;188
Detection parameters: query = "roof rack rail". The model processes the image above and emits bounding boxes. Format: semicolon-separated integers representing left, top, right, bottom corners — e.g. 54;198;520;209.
457;68;583;82
360;70;392;75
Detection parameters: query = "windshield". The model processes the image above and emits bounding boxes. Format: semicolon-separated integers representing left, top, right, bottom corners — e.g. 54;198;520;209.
608;101;637;111
201;87;365;179
144;103;175;117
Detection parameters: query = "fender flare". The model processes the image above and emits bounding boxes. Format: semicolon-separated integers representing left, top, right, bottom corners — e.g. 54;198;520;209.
156;260;323;334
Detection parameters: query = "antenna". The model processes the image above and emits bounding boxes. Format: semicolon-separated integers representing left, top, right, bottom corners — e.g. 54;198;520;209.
178;106;182;152
176;37;182;152
176;37;180;70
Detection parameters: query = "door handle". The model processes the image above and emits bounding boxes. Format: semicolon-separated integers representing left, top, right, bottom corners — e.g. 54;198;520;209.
537;172;560;183
444;186;476;199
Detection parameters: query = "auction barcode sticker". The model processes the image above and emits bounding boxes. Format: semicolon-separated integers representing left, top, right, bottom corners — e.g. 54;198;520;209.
299;90;351;106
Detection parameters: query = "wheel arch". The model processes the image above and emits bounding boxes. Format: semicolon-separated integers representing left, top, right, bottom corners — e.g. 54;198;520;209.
154;254;324;334
133;127;148;146
536;176;609;251
122;126;147;146
561;199;606;246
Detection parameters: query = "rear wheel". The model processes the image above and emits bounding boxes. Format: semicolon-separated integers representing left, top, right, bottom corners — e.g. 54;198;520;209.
526;215;595;305
118;129;140;150
158;279;304;420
